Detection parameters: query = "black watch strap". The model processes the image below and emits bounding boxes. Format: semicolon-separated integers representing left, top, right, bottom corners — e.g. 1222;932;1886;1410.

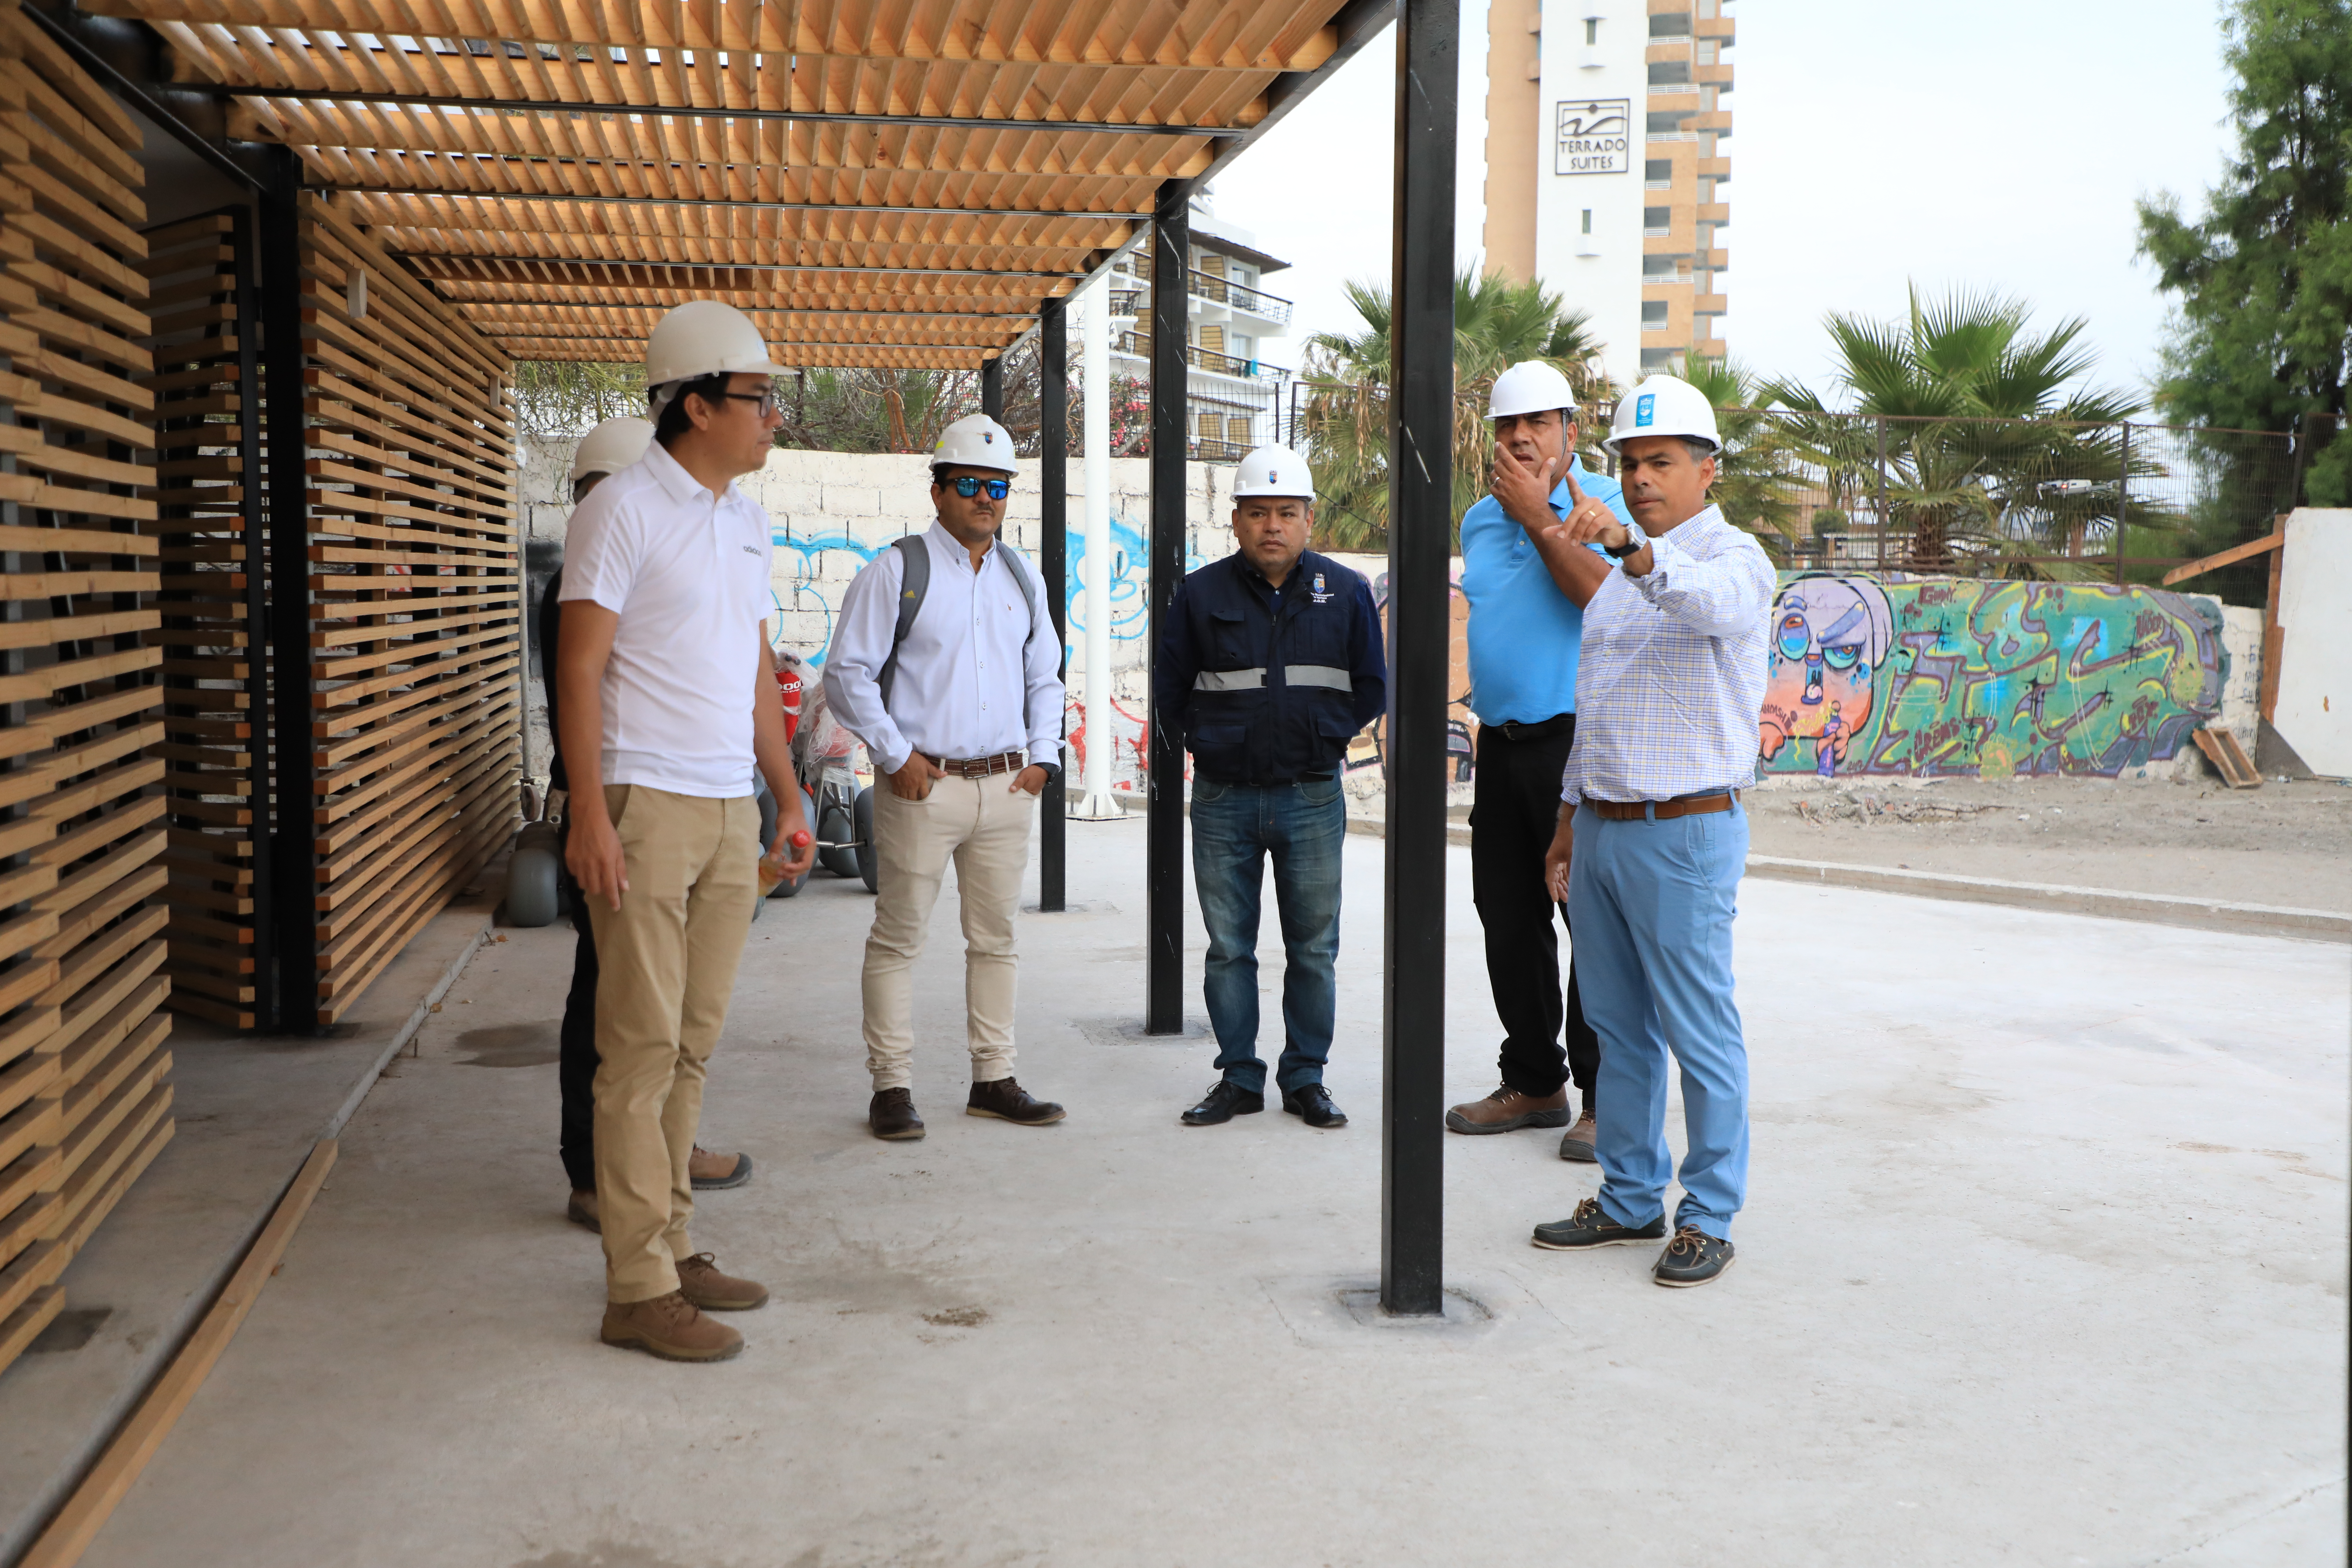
1605;535;1643;560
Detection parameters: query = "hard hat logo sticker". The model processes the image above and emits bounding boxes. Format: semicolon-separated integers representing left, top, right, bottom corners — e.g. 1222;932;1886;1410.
1635;393;1655;428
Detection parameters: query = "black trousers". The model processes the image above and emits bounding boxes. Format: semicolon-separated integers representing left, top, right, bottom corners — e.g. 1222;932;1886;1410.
556;853;601;1192
1469;717;1600;1107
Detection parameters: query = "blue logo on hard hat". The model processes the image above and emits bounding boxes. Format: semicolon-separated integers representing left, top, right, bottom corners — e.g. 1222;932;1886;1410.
1635;393;1655;427
1268;469;1279;483
983;430;994;443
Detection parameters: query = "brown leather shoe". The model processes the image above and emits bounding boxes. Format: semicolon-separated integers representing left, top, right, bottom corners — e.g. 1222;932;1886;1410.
689;1145;754;1190
1446;1085;1571;1134
966;1076;1065;1125
676;1252;769;1311
566;1189;599;1232
600;1290;743;1362
870;1087;925;1140
1558;1108;1598;1163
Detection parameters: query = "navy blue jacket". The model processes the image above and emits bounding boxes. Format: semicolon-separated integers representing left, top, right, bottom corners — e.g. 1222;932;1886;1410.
1154;549;1387;786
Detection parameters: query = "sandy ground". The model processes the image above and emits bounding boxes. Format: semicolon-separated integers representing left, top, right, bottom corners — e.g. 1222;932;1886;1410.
62;822;2351;1568
1743;776;2352;913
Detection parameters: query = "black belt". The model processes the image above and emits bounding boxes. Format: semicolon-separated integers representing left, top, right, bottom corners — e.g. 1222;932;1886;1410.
1481;713;1575;743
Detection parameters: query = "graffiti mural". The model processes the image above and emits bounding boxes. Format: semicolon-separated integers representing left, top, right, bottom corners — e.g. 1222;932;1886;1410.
1759;574;2224;779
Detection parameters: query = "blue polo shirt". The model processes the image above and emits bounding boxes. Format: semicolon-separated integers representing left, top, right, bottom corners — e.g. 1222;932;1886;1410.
1457;457;1633;725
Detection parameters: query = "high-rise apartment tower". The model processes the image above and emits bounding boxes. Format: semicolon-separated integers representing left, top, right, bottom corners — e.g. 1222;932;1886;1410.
1482;0;1734;391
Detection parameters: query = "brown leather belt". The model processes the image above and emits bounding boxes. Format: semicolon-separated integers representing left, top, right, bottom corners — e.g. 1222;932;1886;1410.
1590;791;1739;822
925;750;1026;779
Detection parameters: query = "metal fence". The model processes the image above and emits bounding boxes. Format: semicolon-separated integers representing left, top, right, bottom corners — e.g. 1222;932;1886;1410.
1282;382;2330;581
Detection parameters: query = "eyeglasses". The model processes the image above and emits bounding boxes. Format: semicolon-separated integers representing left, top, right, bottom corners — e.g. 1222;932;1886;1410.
714;387;781;418
947;475;1011;500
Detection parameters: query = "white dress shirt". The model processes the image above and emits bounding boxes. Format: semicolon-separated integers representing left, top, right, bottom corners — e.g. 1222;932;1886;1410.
1559;504;1775;806
558;440;775;796
822;522;1066;775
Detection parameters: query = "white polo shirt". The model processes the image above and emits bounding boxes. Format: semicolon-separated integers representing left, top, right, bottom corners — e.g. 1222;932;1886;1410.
558;440;774;796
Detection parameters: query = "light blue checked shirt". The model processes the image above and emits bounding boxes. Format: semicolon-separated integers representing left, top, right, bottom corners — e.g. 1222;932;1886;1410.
1559;504;1776;807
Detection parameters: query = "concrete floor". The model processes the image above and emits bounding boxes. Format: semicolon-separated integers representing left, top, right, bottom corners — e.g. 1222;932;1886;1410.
71;821;2350;1568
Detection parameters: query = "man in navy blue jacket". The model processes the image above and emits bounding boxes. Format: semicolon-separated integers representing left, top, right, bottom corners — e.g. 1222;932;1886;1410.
1153;446;1387;1130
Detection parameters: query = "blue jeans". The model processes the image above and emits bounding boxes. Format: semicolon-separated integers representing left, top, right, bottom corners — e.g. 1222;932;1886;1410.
1189;777;1347;1095
1567;800;1751;1240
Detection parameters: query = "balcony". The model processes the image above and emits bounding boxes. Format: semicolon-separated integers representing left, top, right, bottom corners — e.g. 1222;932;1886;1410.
1698;155;1732;178
1189;268;1293;325
1112;332;1287;380
1106;287;1143;319
1694;293;1728;316
1698;202;1731;223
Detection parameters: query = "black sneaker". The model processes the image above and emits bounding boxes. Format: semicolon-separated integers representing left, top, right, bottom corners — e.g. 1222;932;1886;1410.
1181;1080;1265;1126
1281;1084;1348;1129
1652;1225;1735;1287
1530;1196;1668;1251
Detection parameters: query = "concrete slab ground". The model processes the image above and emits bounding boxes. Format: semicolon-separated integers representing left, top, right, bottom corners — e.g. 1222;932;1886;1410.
64;822;2350;1568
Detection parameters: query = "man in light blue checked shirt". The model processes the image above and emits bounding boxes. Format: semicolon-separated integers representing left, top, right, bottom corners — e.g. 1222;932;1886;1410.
1527;375;1774;1289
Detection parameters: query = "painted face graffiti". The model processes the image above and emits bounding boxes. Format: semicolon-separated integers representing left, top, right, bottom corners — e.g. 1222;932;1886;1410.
1759;575;1893;776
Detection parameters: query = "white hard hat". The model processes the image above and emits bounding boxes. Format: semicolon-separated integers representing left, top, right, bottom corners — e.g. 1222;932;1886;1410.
1233;443;1314;499
644;300;786;394
1488;360;1580;420
932;413;1020;476
570;415;653;486
1604;374;1722;455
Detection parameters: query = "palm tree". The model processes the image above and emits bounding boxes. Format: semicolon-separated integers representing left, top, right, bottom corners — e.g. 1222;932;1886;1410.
1681;359;1806;557
1762;287;2150;574
1291;268;1614;549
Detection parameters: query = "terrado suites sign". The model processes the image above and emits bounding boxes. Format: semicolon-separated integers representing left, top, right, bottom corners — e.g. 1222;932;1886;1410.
1554;98;1630;175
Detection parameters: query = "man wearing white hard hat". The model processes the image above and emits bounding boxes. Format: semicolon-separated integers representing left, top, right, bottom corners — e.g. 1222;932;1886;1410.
1153;445;1385;1130
1526;374;1773;1289
540;416;754;1236
823;411;1069;1142
556;302;816;1361
1446;360;1632;1162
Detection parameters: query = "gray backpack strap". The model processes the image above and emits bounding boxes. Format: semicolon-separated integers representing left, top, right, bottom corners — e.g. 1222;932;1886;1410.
877;534;930;709
992;543;1057;741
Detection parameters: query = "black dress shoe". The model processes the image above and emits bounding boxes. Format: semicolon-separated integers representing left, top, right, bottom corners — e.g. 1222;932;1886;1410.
1181;1080;1265;1126
1281;1084;1348;1129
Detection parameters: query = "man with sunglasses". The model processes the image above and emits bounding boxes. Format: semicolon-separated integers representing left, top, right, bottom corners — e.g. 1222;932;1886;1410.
556;301;815;1362
823;413;1068;1142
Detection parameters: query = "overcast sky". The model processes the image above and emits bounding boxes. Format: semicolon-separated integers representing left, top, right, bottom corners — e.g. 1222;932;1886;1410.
1212;0;2239;406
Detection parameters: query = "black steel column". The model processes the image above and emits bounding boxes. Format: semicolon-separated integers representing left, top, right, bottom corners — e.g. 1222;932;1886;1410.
1144;183;1190;1034
981;355;1004;420
259;147;319;1034
1037;298;1069;911
1381;0;1458;1317
226;206;278;1029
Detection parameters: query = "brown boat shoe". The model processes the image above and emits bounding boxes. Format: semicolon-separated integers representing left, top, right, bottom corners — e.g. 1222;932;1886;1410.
600;1290;743;1362
1445;1085;1572;1134
676;1252;769;1311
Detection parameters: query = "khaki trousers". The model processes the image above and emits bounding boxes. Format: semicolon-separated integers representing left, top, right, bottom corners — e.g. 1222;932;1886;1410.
586;784;760;1303
861;774;1036;1091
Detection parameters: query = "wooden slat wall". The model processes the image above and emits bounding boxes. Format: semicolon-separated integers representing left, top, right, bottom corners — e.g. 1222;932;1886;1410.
297;198;517;1024
0;0;172;1378
143;214;261;1028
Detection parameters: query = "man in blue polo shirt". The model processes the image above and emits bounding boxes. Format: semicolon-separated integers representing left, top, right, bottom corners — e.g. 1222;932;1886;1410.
1445;361;1633;1161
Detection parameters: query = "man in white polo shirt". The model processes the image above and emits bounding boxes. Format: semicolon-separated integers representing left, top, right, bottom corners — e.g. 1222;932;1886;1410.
557;301;813;1362
823;413;1067;1141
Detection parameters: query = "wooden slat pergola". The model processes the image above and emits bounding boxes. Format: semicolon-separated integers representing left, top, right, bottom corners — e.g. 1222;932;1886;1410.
77;0;1380;366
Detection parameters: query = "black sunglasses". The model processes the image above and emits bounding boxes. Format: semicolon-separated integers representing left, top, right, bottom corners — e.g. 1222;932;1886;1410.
947;475;1011;500
713;387;780;418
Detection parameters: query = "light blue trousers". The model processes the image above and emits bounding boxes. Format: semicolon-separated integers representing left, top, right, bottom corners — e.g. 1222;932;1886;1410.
1566;799;1751;1240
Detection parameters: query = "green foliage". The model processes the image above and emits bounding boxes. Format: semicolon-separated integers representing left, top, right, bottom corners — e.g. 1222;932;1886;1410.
2137;0;2351;601
1809;507;1849;538
1292;267;1616;550
1681;358;1805;555
1762;287;2150;576
512;360;647;440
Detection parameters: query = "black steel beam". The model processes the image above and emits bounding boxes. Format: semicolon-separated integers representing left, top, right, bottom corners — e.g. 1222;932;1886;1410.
1036;297;1069;912
412;257;1085;281
220;86;1234;139
980;357;1005;419
446;303;1046;321
1144;181;1189;1035
20;2;275;191
334;186;1144;221
226;205;279;1030
259;146;321;1034
1381;0;1457;1318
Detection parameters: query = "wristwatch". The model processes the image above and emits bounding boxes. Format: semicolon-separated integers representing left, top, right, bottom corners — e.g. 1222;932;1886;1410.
1605;518;1649;560
1033;760;1063;783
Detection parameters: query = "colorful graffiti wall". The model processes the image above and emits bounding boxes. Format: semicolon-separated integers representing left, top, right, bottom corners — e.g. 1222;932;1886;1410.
1759;574;2225;778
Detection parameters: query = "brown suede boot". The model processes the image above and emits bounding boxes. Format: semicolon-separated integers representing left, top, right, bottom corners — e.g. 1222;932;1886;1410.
676;1252;769;1311
1558;1108;1598;1163
689;1145;754;1190
966;1076;1065;1125
1445;1085;1571;1134
870;1087;925;1140
566;1189;600;1232
600;1291;743;1362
